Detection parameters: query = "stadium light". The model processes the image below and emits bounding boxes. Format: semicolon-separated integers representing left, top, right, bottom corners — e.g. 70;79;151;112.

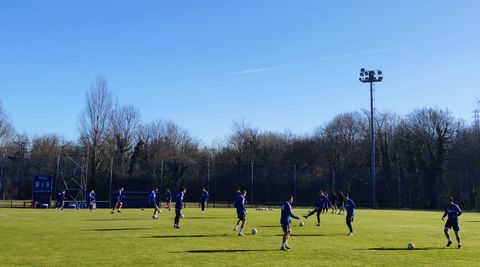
359;68;383;209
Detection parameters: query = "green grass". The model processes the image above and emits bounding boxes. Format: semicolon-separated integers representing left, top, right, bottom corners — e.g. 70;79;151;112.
0;207;479;266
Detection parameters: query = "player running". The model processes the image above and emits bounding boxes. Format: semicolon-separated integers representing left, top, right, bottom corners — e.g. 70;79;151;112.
343;193;356;236
57;191;66;210
200;187;209;213
233;190;247;236
88;190;96;211
174;186;187;229
111;187;125;214
303;190;331;226
280;194;300;251
442;196;462;249
165;188;172;211
149;187;161;220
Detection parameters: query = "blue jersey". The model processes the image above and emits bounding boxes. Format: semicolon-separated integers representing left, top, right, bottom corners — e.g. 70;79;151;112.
315;195;331;209
176;192;184;210
149;190;157;205
165;191;172;202
234;194;246;212
116;190;124;202
200;191;209;202
443;203;462;221
89;192;96;201
280;201;299;225
59;191;65;201
344;198;356;216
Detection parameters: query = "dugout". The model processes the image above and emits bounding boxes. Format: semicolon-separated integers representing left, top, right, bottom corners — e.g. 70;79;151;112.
32;176;52;208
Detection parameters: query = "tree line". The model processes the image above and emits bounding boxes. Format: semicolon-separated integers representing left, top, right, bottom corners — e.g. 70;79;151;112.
0;77;479;209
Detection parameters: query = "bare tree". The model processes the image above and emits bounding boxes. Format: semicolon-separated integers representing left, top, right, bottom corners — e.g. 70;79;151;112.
109;104;141;174
78;77;113;189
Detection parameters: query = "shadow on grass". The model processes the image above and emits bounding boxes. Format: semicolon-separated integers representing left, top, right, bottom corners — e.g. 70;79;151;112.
359;247;448;251
91;227;154;231
172;249;277;253
465;220;480;223
184;217;229;220
273;233;345;237
146;234;230;239
87;218;148;222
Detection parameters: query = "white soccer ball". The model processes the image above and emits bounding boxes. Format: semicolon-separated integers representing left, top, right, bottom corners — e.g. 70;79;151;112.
407;242;415;250
251;228;257;235
299;222;305;227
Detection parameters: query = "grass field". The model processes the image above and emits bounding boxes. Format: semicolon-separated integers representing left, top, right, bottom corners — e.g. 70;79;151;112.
0;207;479;266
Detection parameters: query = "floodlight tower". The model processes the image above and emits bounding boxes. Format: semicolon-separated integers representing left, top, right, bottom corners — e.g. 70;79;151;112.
359;68;383;209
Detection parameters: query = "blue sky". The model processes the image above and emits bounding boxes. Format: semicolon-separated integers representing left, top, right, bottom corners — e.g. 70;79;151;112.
1;0;479;145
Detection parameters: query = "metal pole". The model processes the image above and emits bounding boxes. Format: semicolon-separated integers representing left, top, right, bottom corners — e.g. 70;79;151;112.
160;159;164;189
54;155;60;202
109;157;113;208
207;160;210;192
293;164;297;204
251;162;254;204
370;81;377;209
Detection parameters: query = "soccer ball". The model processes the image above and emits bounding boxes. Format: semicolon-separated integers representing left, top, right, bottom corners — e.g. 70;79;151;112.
251;228;257;235
407;242;415;250
299;222;305;227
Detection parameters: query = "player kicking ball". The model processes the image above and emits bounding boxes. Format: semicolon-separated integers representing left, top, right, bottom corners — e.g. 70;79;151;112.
149;187;160;220
233;190;247;236
442;196;462;249
280;194;300;251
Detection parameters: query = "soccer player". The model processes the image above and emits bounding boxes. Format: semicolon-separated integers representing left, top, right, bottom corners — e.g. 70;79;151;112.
174;186;187;229
442;196;462;249
200;187;209;213
343;193;356;236
303;190;331;226
329;192;337;214
337;191;345;215
57;191;66;210
165;188;172;211
111;187;125;214
88;190;96;211
233;190;247;236
280;194;300;251
149;187;161;220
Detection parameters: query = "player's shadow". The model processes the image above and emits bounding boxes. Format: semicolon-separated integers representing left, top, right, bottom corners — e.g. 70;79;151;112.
174;249;276;253
273;233;344;237
184;217;229;220
87;218;147;222
91;227;154;231
147;234;230;238
361;247;447;251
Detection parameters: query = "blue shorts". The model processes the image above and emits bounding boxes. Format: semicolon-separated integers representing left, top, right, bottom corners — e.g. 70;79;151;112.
445;219;460;231
237;210;246;220
281;223;291;233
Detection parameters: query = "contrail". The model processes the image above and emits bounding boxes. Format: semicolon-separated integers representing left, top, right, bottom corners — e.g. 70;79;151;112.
227;46;396;76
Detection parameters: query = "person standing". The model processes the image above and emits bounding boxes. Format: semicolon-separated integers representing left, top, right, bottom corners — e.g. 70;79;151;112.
174;186;187;229
149;187;161;220
111;187;125;214
57;191;66;210
442;196;462;249
88;190;96;211
165;188;172;211
200;187;209;213
343;193;356;236
280;194;300;251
